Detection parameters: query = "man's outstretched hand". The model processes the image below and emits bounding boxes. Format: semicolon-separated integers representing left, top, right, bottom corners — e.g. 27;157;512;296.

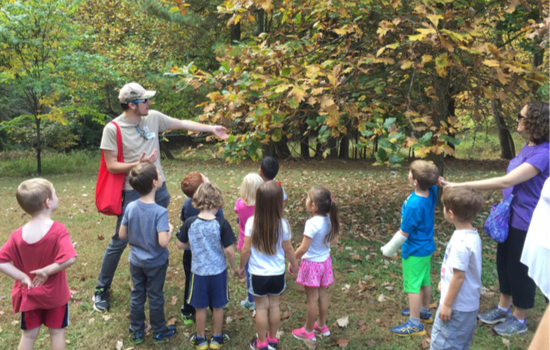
211;126;229;140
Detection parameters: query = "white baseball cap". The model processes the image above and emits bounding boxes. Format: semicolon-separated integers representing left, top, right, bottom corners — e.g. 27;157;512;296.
118;82;156;103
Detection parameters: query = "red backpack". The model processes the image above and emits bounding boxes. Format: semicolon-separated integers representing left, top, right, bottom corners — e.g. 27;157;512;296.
95;122;125;216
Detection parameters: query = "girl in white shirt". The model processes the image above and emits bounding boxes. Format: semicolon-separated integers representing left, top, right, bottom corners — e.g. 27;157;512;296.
290;186;340;343
237;181;299;350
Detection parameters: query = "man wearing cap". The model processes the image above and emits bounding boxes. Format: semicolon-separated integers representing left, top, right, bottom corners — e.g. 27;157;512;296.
93;82;228;312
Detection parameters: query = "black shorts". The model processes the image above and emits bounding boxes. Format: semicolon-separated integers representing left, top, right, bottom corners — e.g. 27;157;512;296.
249;273;286;297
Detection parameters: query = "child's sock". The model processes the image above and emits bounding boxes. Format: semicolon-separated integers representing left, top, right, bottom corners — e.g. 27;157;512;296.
420;307;430;314
267;334;278;343
514;316;526;323
212;334;222;340
498;305;511;312
409;316;421;326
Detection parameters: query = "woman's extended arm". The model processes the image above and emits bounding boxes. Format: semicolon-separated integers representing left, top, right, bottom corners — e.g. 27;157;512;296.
442;163;540;191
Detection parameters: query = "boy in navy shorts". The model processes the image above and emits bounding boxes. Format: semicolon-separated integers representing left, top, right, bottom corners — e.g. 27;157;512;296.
177;183;236;350
179;171;225;324
0;178;77;350
118;163;176;345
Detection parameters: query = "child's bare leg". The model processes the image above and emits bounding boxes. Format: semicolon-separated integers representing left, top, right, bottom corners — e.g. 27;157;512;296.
254;296;269;344
195;308;207;338
408;293;421;318
212;307;224;336
305;286;319;333
49;328;66;350
267;294;280;340
18;327;40;350
420;285;432;310
318;287;328;327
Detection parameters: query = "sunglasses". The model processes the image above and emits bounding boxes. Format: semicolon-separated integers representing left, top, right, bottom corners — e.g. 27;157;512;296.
131;99;149;104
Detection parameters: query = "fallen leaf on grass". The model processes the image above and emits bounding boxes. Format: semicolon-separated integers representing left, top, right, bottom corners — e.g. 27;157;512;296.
226;316;234;324
0;326;2;332
144;322;151;334
88;318;95;325
421;335;431;348
0;310;4;315
11;320;19;326
66;340;70;344
303;338;317;349
337;339;349;348
336;315;349;328
166;317;177;327
342;284;350;291
236;312;244;320
171;296;178;306
276;330;284;338
102;315;111;321
281;311;292;320
116;340;123;350
429;302;438;309
97;235;105;241
351;254;362;262
364;275;374;280
377;294;386;303
502;338;510;349
358;281;376;291
366;339;377;347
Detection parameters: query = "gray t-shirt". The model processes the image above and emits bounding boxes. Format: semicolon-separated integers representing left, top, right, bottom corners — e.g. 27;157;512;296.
122;200;170;268
177;216;236;276
100;110;173;191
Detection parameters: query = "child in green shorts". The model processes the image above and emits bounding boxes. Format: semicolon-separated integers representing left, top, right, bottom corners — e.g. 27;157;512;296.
381;160;441;336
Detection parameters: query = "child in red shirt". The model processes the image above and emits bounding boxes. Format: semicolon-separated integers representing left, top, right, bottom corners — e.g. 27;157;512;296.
0;179;77;350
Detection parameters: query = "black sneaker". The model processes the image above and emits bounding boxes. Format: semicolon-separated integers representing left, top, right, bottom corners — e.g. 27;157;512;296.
93;287;109;311
131;330;144;345
153;326;176;344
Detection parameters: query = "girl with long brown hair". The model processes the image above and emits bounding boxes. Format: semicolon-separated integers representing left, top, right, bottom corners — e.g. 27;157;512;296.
290;186;340;343
237;181;299;350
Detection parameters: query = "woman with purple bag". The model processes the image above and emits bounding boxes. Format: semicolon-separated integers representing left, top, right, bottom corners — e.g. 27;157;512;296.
441;101;549;336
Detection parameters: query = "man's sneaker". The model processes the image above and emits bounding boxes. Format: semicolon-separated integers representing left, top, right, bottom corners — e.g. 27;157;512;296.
391;319;426;336
478;305;513;325
181;312;194;325
93;287;109;311
400;309;434;324
131;330;144;345
493;315;528;336
314;322;330;336
210;333;231;349
189;333;209;350
241;299;256;311
152;326;176;344
249;337;269;350
292;327;316;342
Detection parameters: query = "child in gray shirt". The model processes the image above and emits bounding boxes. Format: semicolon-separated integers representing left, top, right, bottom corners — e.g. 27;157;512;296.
119;163;176;346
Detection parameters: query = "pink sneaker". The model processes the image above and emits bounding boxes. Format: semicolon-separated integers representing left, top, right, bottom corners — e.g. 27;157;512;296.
314;322;330;337
292;327;316;342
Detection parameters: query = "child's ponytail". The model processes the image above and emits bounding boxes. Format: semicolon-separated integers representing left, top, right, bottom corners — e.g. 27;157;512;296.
308;186;340;246
326;198;340;246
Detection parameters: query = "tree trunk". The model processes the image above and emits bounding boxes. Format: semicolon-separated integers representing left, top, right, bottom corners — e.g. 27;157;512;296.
491;99;516;159
255;9;265;35
300;123;310;158
339;134;349;159
445;93;456;158
262;142;276;158
230;22;241;44
35;116;42;175
159;142;174;160
326;137;338;159
274;138;292;159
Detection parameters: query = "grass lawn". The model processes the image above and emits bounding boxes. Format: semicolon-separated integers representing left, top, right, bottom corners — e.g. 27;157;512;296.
0;156;545;350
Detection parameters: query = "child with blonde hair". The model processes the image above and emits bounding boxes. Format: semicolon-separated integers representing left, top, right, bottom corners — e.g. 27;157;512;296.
177;183;236;350
0;179;77;350
291;186;340;342
237;181;299;350
235;173;264;311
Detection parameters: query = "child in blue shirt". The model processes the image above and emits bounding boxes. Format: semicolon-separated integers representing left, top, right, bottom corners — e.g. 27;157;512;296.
177;183;236;350
381;160;440;336
119;163;176;345
179;171;224;324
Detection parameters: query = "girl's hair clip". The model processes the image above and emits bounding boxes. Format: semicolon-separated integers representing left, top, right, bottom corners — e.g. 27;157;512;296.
330;197;334;201
278;181;281;185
